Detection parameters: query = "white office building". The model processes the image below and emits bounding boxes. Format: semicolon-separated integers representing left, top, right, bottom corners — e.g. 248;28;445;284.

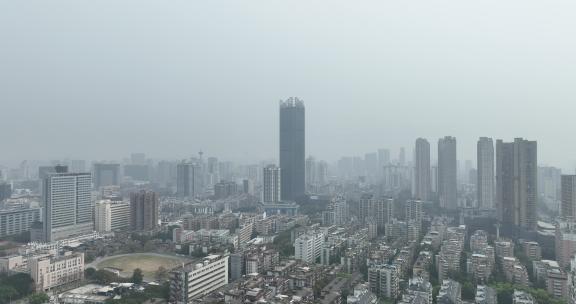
294;232;325;263
94;200;130;232
169;255;229;303
263;165;281;203
44;172;93;242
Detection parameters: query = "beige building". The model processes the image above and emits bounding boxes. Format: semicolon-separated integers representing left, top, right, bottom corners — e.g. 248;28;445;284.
30;252;84;292
0;255;24;273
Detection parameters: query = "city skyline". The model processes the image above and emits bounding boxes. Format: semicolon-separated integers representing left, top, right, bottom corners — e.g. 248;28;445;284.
1;1;576;170
2;1;576;303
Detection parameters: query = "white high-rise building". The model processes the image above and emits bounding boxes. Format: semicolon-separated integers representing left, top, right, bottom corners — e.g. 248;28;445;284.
94;200;131;232
477;137;495;209
333;197;349;226
169;255;229;302
359;195;393;230
369;264;399;299
44;171;93;242
294;232;324;263
94;201;110;232
406;200;423;222
414;138;431;201
263;165;281;203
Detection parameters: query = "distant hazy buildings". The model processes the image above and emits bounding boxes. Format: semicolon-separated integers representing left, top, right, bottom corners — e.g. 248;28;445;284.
561;175;576;219
0;182;11;201
438;136;458;209
123;164;149;181
399;148;406;165
130;190;159;231
43;171;93;242
414;138;431;201
305;156;316;192
263;165;281;203
93;163;120;189
477;137;495;209
214;181;237;199
378;149;391;168
496;138;538;230
279;98;305;201
539;167;562;211
365;152;379;180
67;160;86;173
176;161;201;198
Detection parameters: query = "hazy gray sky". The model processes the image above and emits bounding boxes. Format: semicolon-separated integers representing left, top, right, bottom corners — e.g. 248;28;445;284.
1;0;575;169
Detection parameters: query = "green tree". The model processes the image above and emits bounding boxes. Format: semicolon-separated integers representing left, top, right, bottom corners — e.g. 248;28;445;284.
95;269;120;284
4;273;34;297
461;282;476;300
0;286;18;304
85;267;97;280
155;266;168;282
28;293;50;304
132;268;144;284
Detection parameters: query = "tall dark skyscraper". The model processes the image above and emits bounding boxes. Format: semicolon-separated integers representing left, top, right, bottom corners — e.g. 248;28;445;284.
496;138;537;231
279;98;305;201
413;138;431;201
438;136;457;209
561;175;576;220
130;190;159;231
477;137;495;209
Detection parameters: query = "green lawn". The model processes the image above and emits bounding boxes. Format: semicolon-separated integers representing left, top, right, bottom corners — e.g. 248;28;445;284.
95;254;186;280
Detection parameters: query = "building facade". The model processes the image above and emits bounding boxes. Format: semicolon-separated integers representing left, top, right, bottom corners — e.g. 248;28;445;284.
477;137;495;209
30;252;84;292
94;200;130;232
438;136;457;209
496;138;538;230
263;165;281;203
130;190;159;231
414;138;431;201
369;264;399;300
359;195;393;230
169;255;229;302
562;175;576;220
0;207;41;238
279;98;305;201
294;232;324;263
44;172;93;242
176;161;202;198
